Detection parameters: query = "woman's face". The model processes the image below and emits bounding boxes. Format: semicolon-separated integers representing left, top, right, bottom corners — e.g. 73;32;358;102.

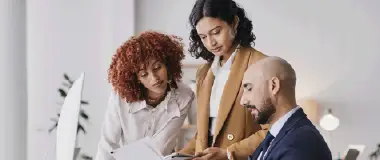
196;17;237;57
137;59;168;97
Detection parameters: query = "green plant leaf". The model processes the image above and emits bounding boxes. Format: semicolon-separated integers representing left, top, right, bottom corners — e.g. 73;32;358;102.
81;100;89;105
63;73;69;79
77;124;86;134
63;73;71;81
63;73;74;85
81;154;92;160
48;123;58;133
58;88;67;97
80;110;89;120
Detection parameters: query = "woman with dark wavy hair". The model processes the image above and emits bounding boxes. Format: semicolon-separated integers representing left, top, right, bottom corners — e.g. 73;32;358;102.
95;31;197;160
178;0;269;159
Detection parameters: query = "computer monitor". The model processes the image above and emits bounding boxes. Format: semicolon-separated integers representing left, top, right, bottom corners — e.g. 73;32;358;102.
54;73;85;160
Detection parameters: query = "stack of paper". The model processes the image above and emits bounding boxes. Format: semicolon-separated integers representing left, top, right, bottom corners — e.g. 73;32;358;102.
111;137;194;160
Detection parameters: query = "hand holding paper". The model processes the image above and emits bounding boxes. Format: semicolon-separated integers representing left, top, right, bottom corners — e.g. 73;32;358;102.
164;153;194;160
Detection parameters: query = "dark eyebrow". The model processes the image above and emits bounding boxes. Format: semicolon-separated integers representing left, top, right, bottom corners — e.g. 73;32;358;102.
209;26;221;33
199;26;221;36
151;60;160;66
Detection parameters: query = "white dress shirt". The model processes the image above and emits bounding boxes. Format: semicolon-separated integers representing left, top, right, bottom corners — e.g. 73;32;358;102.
95;82;197;160
209;50;237;135
258;106;301;160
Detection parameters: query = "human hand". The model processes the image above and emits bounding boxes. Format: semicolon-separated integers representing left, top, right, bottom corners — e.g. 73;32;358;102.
192;147;228;160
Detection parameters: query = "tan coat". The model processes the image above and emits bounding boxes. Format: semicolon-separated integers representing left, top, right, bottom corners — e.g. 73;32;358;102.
179;47;269;160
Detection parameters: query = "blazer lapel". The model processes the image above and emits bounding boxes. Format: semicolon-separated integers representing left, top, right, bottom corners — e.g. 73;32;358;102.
213;47;252;139
196;67;214;149
264;108;307;158
251;143;264;160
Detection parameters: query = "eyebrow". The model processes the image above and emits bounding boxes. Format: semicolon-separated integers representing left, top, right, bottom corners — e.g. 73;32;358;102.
151;60;160;66
198;26;221;36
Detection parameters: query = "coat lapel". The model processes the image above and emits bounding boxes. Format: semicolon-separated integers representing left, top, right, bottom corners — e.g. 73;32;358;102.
250;143;264;160
213;47;252;139
196;66;214;149
264;108;307;158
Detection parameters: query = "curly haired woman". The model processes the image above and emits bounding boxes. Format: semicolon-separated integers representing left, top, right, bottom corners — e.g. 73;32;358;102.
95;31;197;160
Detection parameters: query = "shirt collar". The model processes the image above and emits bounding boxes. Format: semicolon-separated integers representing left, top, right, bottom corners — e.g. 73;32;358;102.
129;90;172;114
269;106;301;137
211;46;238;75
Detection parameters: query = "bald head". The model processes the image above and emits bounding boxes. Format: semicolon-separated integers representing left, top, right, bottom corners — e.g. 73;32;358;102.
244;56;296;92
240;56;297;124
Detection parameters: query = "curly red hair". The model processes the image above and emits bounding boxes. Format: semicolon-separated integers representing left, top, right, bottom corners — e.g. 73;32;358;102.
108;31;185;103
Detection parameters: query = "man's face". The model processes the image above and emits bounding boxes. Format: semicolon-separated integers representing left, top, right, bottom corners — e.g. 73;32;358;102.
240;68;276;124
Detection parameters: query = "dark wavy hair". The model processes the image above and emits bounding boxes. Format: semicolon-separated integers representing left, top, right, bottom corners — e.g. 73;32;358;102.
188;0;256;62
108;31;185;103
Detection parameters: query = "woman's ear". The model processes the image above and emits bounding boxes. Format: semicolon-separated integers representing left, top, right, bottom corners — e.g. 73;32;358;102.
233;16;240;32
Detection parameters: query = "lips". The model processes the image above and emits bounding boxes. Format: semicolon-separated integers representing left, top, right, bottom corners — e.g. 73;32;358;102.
152;80;163;87
211;46;222;52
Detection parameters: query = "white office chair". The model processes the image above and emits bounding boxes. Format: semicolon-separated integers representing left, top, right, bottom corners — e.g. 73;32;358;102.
45;73;85;160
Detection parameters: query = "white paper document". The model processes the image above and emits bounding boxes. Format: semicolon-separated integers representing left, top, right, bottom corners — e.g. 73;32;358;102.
112;137;164;160
111;137;193;160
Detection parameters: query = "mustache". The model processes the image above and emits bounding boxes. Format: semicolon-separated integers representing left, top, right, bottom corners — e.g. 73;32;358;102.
244;104;256;109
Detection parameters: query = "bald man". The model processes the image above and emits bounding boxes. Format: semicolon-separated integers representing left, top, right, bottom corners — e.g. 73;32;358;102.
240;57;332;160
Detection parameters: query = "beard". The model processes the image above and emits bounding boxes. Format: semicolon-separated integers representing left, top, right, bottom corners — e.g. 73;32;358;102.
254;98;276;124
256;106;276;124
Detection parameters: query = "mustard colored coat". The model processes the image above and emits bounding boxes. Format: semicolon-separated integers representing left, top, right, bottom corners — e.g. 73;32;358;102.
179;47;269;160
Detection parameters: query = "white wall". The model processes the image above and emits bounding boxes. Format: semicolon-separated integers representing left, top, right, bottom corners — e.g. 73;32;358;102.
27;0;134;159
136;0;380;159
0;0;27;159
136;0;206;65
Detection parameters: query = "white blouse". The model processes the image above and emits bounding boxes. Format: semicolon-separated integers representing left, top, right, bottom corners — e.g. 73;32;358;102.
209;49;236;135
95;82;197;160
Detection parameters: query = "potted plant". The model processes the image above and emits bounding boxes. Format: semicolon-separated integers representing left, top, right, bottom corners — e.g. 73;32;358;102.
48;73;92;160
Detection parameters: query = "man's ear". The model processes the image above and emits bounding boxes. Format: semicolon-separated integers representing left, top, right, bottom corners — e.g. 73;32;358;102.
269;77;280;95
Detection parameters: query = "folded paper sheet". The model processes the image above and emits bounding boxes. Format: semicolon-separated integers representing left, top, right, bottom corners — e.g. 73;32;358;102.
112;137;193;160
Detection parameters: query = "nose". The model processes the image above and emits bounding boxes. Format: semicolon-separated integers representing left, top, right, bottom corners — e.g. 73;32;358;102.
150;72;160;82
207;37;217;47
240;95;248;107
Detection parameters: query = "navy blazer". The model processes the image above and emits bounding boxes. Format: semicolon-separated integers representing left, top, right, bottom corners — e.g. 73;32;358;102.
249;108;332;160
